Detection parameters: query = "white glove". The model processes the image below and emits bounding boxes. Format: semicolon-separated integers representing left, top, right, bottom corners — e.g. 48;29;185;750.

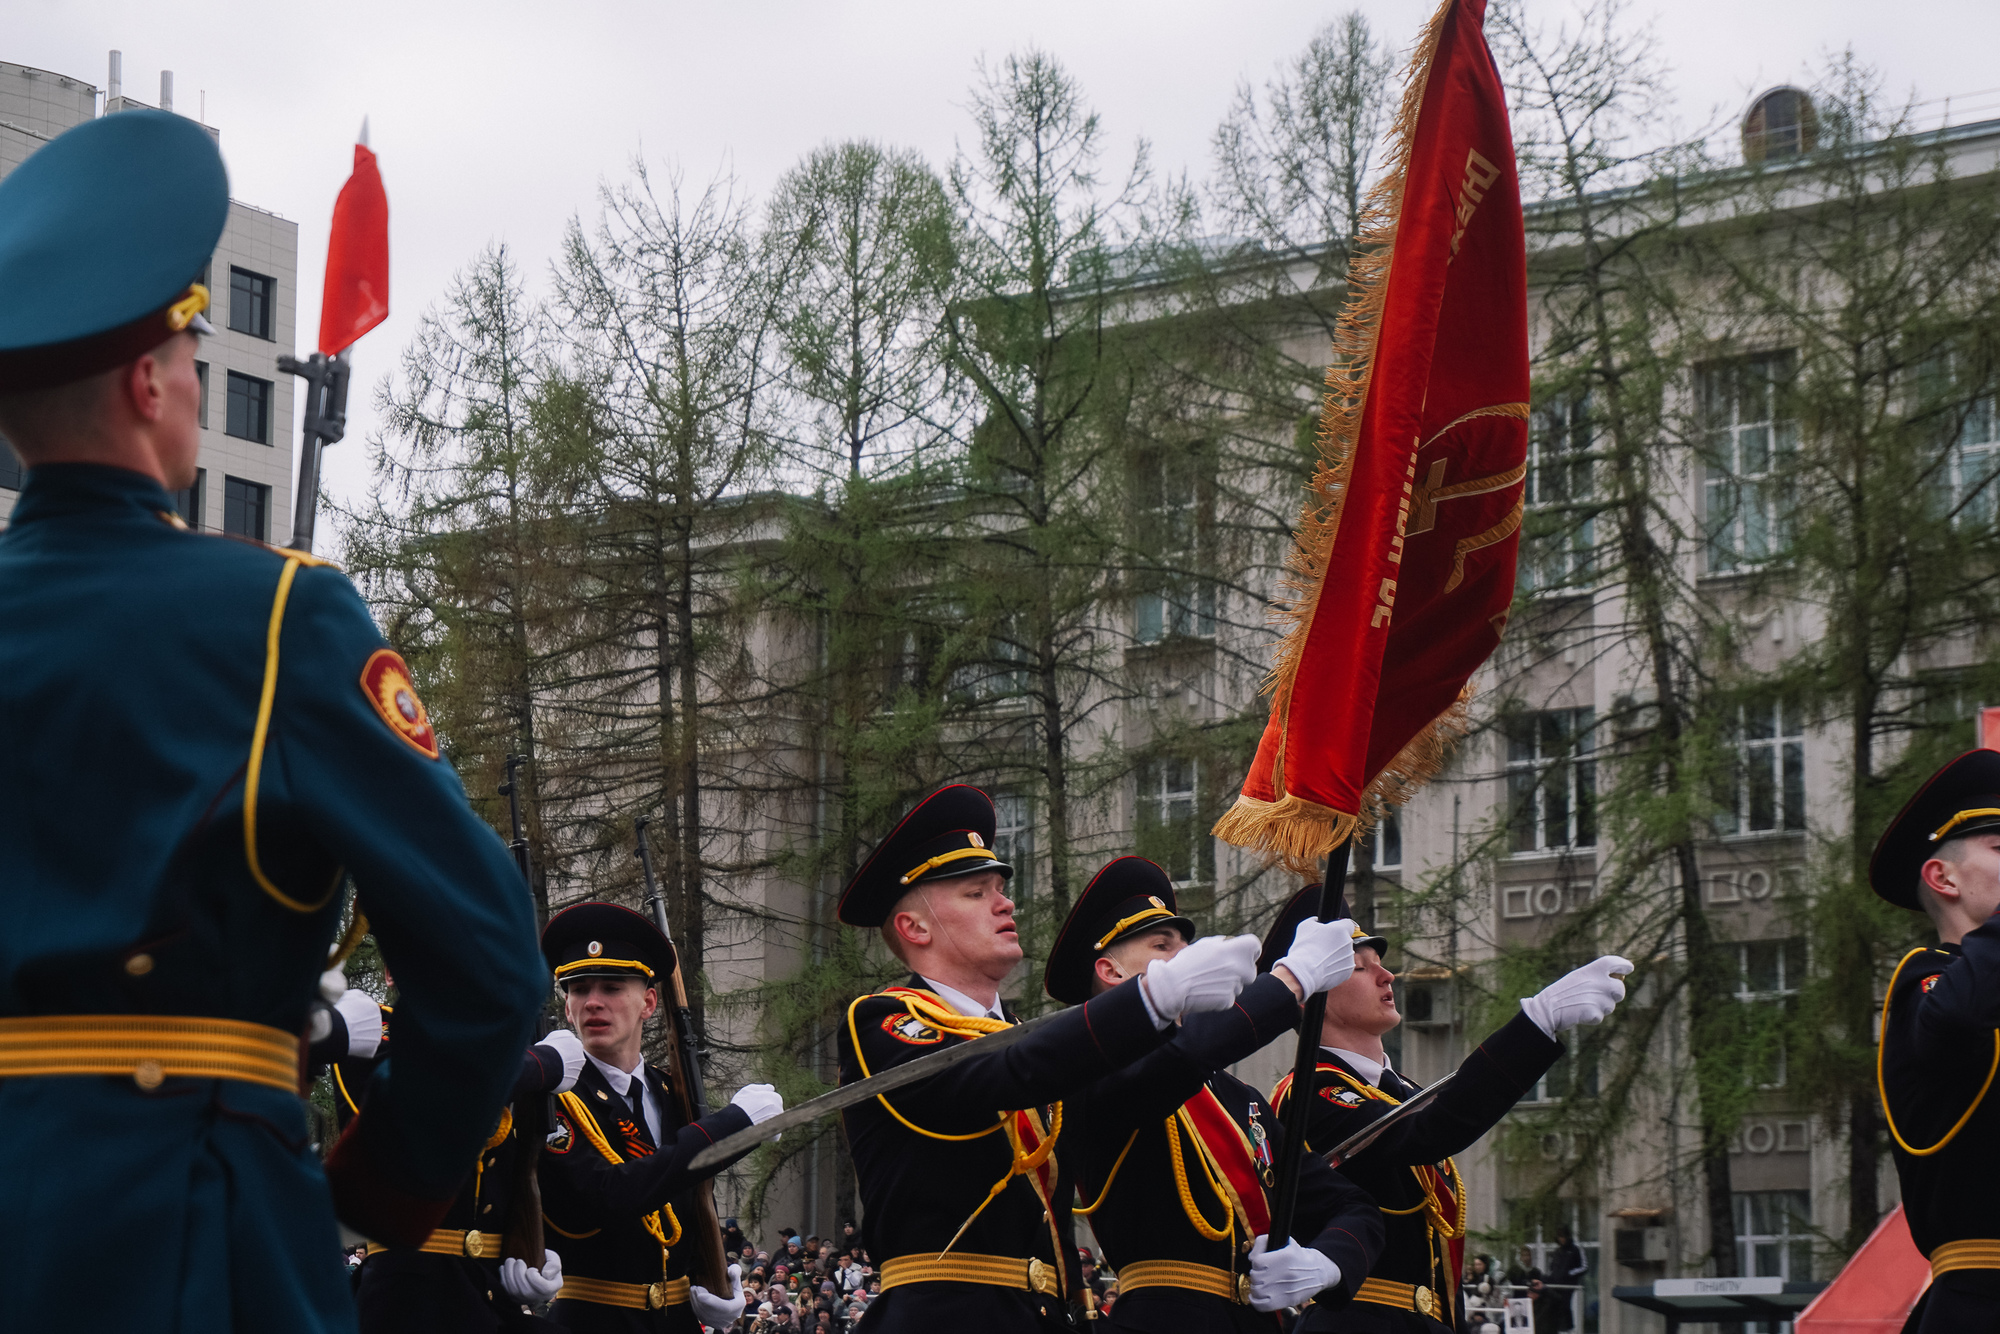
1141;934;1259;1023
1521;955;1634;1037
332;989;384;1058
691;1262;746;1327
1276;918;1358;996
730;1083;784;1124
498;1248;563;1303
535;1028;587;1093
1246;1235;1341;1312
319;968;347;1004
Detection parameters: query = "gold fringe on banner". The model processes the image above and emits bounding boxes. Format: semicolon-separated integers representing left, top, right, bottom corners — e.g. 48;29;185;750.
1214;0;1459;872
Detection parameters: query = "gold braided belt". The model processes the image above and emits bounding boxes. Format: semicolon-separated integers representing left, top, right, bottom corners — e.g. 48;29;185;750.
0;1014;300;1093
1355;1276;1443;1320
560;1275;692;1310
365;1229;507;1260
1932;1240;2000;1277
1113;1260;1247;1303
880;1253;1061;1297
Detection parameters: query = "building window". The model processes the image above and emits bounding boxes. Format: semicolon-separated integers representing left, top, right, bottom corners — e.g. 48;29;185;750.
1735;1189;1812;1288
195;360;210;429
223;475;270;540
0;433;22;490
1360;809;1402;871
1733;937;1804;1088
170;468;206;530
1741;88;1818;164
1942;388;1998;528
1701;352;1796;573
1137;757;1209;884
1506;708;1596;853
1522;396;1593;593
992;792;1035;901
229;266;275;341
1719;697;1806;835
952;615;1030;703
1133;447;1215;643
226;372;272;445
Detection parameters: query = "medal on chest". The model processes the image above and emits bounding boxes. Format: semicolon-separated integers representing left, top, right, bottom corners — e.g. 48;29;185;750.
1246;1101;1275;1185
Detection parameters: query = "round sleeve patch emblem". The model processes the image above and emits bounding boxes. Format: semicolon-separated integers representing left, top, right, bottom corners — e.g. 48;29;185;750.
882;1012;943;1045
360;649;440;759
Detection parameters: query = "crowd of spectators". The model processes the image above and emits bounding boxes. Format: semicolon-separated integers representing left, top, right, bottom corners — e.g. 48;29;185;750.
710;1221;1122;1333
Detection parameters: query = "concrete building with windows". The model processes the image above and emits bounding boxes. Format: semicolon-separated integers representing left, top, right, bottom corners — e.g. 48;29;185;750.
0;52;296;542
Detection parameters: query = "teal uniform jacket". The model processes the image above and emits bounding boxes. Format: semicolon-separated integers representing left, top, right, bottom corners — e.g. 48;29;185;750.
0;464;548;1333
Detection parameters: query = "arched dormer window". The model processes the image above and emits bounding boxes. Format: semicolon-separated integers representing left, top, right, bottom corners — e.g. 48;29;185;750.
1742;86;1819;163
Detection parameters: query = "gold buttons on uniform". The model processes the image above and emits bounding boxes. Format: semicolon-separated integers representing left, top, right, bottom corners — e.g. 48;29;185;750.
124;953;154;976
134;1059;165;1089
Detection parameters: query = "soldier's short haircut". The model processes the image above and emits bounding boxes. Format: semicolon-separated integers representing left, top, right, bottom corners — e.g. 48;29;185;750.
0;366;120;460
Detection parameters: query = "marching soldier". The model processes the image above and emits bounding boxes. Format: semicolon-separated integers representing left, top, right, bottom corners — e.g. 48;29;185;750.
1263;887;1629;1331
312;982;586;1330
835;785;1262;1333
536;902;784;1332
1045;857;1386;1331
1869;749;2000;1332
0;111;547;1330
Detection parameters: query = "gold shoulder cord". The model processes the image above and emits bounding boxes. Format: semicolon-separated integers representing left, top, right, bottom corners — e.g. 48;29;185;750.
555;1090;683;1259
243;555;342;914
1166;1109;1236;1242
1879;947;2000;1157
847;990;1064;1258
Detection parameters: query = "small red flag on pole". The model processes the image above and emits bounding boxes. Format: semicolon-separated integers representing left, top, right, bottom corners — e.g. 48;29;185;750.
1213;0;1530;871
317;131;388;356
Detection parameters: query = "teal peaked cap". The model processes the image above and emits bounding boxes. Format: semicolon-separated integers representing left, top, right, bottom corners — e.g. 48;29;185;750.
0;109;228;386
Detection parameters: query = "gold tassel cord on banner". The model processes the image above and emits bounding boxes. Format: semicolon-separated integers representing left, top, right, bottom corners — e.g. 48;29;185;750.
1213;0;1461;869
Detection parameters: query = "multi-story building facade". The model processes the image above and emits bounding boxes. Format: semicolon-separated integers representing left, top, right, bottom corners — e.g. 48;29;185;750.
0;53;297;541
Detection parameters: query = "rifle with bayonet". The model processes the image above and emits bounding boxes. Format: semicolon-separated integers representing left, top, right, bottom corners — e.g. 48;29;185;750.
500;754;550;1269
637;817;733;1295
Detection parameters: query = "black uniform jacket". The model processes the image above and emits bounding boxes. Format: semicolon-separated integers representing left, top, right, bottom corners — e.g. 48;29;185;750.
1070;974;1384;1334
839;974;1170;1334
1882;916;2000;1334
322;1004;572;1334
1277;1013;1561;1333
538;1058;753;1333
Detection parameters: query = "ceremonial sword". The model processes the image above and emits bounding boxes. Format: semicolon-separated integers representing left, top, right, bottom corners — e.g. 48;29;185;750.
1317;1070;1456;1167
688;1010;1066;1172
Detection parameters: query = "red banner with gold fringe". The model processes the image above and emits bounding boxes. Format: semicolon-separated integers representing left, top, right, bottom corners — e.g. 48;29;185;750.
1213;0;1529;869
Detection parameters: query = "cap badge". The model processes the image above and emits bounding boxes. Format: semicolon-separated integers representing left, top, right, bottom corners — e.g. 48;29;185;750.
969;832;985;848
1148;896;1165;909
587;941;603;957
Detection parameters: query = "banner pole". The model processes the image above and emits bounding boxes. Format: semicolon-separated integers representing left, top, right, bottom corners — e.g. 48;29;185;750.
1266;839;1353;1246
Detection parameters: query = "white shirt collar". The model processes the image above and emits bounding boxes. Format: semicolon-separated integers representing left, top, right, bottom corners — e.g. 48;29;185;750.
1327;1045;1392;1087
920;976;1007;1022
586;1052;662;1142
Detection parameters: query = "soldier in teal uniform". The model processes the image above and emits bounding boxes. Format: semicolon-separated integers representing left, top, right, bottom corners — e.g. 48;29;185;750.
0;109;548;1331
1870;749;2000;1333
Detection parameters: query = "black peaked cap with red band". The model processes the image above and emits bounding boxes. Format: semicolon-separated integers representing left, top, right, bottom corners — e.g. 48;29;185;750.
541;901;675;987
837;785;1013;927
1259;883;1388;975
1043;856;1196;1005
1870;749;2000;911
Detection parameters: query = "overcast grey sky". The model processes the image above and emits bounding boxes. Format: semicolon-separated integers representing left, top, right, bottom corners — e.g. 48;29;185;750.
9;0;1997;518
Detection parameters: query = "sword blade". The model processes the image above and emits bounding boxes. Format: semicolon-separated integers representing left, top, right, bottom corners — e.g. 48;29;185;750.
1320;1070;1457;1167
689;1009;1065;1172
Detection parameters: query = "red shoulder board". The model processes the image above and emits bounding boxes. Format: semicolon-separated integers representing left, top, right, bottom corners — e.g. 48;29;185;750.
360;649;440;759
